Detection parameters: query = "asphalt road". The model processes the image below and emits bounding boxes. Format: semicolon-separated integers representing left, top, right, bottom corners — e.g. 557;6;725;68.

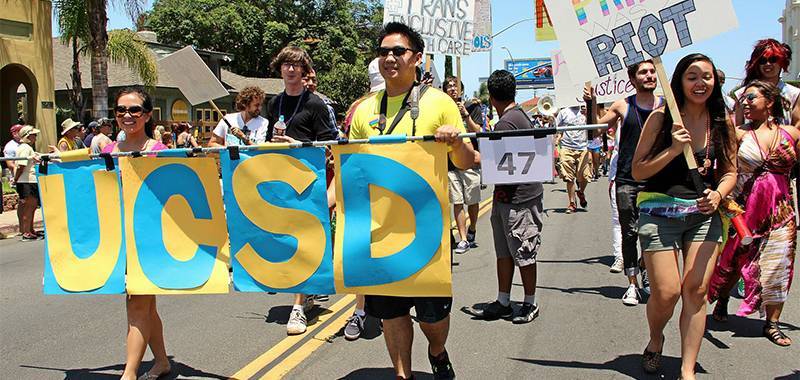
1;181;798;379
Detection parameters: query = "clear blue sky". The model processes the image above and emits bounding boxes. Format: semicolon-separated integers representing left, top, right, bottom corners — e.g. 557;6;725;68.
101;0;784;101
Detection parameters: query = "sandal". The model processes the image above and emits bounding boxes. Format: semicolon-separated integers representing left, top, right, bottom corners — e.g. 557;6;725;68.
137;364;171;380
763;321;792;347
642;335;664;374
712;297;729;322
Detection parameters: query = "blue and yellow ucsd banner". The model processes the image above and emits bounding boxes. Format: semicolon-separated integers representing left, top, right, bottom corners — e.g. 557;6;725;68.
221;147;334;295
38;158;126;294
119;157;230;295
332;141;451;297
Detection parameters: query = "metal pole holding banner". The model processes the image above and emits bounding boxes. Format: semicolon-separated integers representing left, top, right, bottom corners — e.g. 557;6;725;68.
0;125;609;163
652;57;706;195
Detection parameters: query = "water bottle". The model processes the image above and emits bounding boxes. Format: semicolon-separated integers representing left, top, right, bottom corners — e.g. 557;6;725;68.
273;115;286;136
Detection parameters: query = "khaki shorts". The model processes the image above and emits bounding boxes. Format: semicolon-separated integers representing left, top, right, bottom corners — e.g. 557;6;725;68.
491;197;543;267
448;168;481;205
559;148;592;183
638;212;723;252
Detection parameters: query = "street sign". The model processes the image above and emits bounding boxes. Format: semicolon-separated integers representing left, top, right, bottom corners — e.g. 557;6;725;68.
504;58;554;89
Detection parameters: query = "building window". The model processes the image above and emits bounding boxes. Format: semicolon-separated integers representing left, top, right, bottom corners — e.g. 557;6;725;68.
152;107;162;121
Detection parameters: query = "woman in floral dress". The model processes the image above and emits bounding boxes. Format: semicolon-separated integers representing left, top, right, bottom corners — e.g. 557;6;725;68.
708;80;798;347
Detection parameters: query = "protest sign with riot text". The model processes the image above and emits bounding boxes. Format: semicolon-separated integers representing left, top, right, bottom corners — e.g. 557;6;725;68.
544;0;737;83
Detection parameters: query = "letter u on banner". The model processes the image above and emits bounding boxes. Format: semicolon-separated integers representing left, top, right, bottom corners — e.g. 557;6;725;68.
39;159;125;294
221;147;334;294
120;157;230;295
333;141;451;297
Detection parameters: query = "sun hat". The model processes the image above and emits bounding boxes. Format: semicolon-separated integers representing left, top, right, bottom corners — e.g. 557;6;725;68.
60;118;82;135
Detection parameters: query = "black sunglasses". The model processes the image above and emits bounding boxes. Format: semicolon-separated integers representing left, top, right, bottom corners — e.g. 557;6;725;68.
114;105;145;117
758;56;779;65
377;46;415;57
740;93;762;102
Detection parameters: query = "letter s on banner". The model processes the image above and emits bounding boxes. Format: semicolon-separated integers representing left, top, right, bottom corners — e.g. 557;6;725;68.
39;160;125;294
333;142;451;297
221;148;334;294
121;157;230;295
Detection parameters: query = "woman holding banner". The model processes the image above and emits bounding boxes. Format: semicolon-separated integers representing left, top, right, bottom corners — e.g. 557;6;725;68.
707;80;798;347
106;87;171;380
632;54;737;379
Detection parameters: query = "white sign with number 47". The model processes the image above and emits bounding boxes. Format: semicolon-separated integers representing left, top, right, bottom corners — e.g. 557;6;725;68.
478;136;554;185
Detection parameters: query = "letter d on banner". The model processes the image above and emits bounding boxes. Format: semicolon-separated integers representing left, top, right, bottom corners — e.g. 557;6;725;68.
39;160;125;294
333;142;451;297
120;157;230;295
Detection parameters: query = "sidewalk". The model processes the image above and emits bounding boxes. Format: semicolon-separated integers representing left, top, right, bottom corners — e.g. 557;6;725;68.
0;208;43;239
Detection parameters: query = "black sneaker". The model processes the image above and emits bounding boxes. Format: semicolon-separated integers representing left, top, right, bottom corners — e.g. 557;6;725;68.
428;349;455;380
512;303;539;324
478;300;513;320
466;229;477;248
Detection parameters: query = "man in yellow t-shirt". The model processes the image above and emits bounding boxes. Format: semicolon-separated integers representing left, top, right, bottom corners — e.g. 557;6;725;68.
348;22;474;380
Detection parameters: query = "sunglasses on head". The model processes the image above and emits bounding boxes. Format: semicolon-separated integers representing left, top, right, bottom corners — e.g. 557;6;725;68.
758;56;779;65
377;46;415;57
114;105;145;117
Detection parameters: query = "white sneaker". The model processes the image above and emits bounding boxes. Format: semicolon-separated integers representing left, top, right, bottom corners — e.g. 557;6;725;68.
287;308;308;335
454;240;470;254
622;285;640;306
610;258;624;273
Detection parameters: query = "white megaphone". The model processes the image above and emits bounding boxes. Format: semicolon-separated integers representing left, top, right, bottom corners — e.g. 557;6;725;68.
538;95;556;116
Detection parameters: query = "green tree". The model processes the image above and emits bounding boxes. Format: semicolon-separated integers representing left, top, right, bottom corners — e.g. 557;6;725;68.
473;82;489;106
147;0;383;107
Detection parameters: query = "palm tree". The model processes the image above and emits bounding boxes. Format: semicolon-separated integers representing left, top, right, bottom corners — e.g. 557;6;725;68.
54;0;89;120
54;0;156;120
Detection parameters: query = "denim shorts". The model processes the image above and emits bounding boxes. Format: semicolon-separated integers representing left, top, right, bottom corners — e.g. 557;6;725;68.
637;212;723;252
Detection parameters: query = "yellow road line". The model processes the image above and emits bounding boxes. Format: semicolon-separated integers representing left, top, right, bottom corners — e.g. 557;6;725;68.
259;305;357;380
229;295;356;380
451;196;493;229
238;195;494;379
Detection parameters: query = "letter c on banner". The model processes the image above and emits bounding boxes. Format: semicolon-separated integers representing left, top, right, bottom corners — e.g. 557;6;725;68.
133;164;217;289
41;171;122;292
232;154;326;289
340;154;443;287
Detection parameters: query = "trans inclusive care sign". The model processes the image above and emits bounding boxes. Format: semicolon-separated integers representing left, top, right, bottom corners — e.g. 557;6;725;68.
38;143;451;296
384;0;475;56
543;0;738;83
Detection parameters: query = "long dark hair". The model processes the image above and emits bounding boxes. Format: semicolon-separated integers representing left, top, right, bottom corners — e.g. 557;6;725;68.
114;87;155;139
652;54;735;171
742;80;789;122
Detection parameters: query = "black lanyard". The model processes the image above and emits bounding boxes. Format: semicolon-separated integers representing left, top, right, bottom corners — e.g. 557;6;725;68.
378;85;416;136
278;89;306;126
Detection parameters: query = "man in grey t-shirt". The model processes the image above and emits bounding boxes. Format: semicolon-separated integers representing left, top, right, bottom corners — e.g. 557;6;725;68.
554;105;591;213
474;70;542;324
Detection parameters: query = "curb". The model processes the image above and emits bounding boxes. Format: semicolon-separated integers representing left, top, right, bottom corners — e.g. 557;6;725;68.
0;220;44;240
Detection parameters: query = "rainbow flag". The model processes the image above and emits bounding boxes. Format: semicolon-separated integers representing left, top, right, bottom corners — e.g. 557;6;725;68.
637;192;700;218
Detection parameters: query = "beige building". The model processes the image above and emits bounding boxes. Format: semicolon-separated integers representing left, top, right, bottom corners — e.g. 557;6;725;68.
780;0;800;81
0;0;57;150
